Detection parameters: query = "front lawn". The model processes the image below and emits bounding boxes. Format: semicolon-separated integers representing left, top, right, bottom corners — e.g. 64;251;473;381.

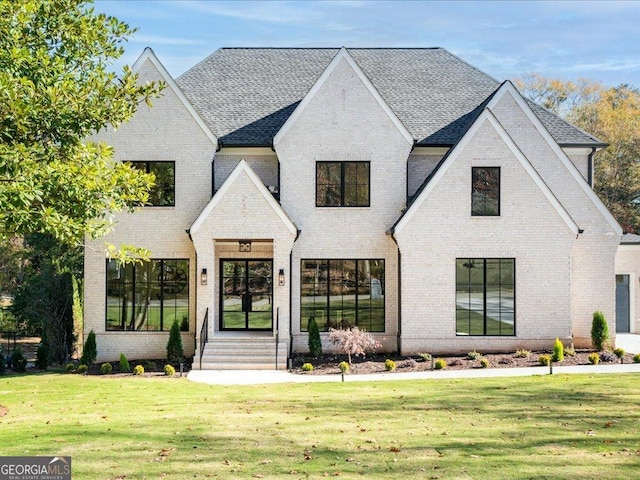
0;373;638;479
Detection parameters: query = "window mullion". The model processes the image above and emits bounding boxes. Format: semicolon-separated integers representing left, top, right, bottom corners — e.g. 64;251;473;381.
483;259;487;336
340;163;346;206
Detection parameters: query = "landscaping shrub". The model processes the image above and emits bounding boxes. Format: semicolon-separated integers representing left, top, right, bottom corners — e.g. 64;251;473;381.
434;358;446;370
384;359;396;371
467;350;481;360
480;358;490;368
600;351;616;363
35;342;49;369
419;352;432;362
80;330;97;366
338;361;349;373
591;311;609;351
538;354;551;366
588;353;600;365
302;363;313;372
613;347;625;360
164;364;176;376
565;344;575;356
308;316;323;357
552;338;564;362
77;364;88;374
100;362;113;374
133;365;144;375
11;347;27;372
65;362;75;373
328;326;381;364
119;353;130;372
514;349;531;358
166;320;184;365
633;353;640;363
143;360;157;371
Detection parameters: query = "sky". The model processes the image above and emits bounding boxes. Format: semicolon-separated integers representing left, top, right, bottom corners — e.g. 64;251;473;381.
93;0;640;87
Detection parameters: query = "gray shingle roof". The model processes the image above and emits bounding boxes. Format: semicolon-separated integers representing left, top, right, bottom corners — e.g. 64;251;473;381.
176;47;602;147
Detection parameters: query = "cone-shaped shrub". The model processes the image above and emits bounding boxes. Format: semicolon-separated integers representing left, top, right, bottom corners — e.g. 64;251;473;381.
308;316;322;357
166;320;184;365
80;330;97;365
552;338;564;362
591;311;609;351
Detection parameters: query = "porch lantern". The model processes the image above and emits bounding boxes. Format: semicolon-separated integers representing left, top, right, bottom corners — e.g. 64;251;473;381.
201;268;208;285
278;269;285;286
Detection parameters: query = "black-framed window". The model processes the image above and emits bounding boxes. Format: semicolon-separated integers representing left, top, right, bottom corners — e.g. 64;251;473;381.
106;259;189;332
456;258;515;336
472;167;500;216
129;161;175;206
316;162;370;207
301;259;384;332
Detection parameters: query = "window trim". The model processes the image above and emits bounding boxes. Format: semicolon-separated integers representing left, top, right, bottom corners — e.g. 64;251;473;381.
105;258;189;332
300;258;385;332
315;161;371;207
128;161;176;207
471;166;500;216
455;258;515;336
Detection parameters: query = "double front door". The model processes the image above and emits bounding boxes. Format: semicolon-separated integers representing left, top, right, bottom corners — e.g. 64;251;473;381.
220;259;273;330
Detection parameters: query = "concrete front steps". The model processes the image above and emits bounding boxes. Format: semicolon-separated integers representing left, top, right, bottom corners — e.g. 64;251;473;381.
197;335;288;370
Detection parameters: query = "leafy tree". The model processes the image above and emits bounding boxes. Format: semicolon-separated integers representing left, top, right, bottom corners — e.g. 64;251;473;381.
0;0;163;250
516;74;640;232
328;327;381;364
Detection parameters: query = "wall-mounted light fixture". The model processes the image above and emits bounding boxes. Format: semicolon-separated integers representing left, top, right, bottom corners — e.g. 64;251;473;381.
278;268;285;286
201;268;208;285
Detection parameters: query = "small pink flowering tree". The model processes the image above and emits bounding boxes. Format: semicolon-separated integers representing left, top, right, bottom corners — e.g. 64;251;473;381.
328;326;381;364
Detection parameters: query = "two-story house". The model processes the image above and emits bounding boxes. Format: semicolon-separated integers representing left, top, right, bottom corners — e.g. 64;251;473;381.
84;47;622;369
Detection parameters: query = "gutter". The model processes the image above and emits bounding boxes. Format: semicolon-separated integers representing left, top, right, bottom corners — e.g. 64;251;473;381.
587;147;596;187
288;229;302;369
387;229;402;355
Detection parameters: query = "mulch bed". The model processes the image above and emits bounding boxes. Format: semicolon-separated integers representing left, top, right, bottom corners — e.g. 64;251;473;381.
292;350;635;376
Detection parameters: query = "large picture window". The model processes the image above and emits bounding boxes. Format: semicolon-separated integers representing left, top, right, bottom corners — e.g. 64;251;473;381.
456;258;514;336
472;167;500;216
301;259;384;332
316;162;370;207
106;259;189;332
129;161;175;206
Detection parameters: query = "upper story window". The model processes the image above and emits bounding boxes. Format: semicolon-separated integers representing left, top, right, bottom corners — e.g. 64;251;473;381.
129;161;175;207
472;167;500;216
316;161;370;207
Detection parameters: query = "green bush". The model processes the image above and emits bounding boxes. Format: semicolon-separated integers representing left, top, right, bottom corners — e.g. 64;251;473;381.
100;362;113;374
35;342;49;369
119;353;130;372
467;350;481;360
384;359;396;371
164;364;176;376
0;350;5;375
133;365;144;375
552;338;564;362
308;316;323;357
591;311;609;351
538;354;551;366
514;349;531;358
143;360;157;371
588;353;600;365
80;330;97;366
166;320;184;365
77;364;88;374
338;361;349;373
480;358;490;368
302;362;313;372
565;344;576;356
434;358;447;370
419;352;432;362
65;362;75;373
613;347;625;359
633;353;640;364
11;347;27;372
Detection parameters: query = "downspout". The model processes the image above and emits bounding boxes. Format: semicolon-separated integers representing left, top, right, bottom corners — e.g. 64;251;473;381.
389;230;402;355
288;229;302;370
186;229;198;357
587;147;596;187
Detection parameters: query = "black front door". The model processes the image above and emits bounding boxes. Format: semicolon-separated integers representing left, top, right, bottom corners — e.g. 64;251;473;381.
220;259;273;330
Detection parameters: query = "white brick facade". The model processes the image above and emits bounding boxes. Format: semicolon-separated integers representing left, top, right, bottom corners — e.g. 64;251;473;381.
83;49;623;365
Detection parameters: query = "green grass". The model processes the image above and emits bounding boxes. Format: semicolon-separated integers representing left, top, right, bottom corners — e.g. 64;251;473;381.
1;373;639;479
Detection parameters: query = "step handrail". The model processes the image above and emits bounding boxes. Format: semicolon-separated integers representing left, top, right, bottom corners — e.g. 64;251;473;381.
199;308;209;370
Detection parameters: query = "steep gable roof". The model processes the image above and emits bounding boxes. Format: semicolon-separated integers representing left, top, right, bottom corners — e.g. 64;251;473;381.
273;48;413;146
133;48;217;146
176;47;601;148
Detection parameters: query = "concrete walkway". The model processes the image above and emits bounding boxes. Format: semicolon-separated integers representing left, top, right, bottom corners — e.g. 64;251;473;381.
188;334;640;386
188;362;640;386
